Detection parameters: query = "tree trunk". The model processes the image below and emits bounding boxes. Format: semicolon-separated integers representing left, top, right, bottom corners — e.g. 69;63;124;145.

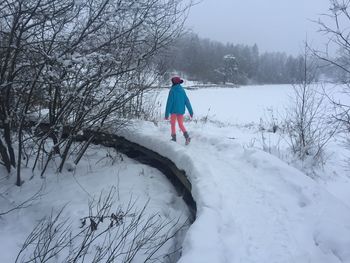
16;125;23;186
58;137;73;173
3;122;16;167
0;138;11;173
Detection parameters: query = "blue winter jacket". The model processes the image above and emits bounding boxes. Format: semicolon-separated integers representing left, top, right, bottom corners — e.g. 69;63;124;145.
165;84;193;118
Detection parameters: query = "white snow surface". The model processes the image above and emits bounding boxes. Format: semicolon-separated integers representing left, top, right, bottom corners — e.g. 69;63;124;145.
121;120;350;263
0;147;190;262
120;83;350;263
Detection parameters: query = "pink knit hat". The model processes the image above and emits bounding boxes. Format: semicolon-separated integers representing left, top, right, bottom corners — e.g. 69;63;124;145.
171;76;184;85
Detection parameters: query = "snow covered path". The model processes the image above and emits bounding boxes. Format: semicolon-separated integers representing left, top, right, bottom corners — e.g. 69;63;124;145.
122;121;350;263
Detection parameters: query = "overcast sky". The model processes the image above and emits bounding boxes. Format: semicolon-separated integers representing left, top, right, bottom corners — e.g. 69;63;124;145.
185;0;331;55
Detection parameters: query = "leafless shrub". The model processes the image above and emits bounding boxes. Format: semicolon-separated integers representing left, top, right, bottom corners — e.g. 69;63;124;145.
285;84;334;162
259;108;281;134
16;187;189;263
284;45;338;165
260;129;284;158
0;185;43;217
137;91;162;124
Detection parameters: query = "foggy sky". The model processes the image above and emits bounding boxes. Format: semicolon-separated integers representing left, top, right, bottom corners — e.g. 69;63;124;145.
185;0;331;55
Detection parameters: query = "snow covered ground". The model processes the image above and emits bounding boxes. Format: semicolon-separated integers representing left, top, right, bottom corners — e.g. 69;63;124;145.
1;83;350;262
122;119;350;263
125;83;350;262
155;84;350;207
0;147;190;262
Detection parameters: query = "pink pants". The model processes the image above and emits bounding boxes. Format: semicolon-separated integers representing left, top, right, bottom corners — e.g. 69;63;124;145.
170;114;187;135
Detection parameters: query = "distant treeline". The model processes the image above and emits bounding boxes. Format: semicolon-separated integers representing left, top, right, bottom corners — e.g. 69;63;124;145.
155;33;333;85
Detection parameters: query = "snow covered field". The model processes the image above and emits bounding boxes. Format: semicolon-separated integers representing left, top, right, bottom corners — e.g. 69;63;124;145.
156;84;350;206
1;83;350;262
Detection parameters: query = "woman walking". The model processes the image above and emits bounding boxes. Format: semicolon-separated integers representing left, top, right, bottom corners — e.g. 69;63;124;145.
165;76;193;145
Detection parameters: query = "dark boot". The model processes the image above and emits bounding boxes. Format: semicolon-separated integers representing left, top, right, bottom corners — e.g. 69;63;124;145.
171;134;176;142
183;131;191;145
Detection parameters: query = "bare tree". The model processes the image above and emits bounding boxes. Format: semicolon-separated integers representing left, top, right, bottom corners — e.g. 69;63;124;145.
0;0;192;185
285;43;337;164
314;0;350;131
221;54;238;84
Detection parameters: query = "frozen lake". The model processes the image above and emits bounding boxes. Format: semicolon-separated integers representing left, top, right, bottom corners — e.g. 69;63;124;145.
157;83;349;124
